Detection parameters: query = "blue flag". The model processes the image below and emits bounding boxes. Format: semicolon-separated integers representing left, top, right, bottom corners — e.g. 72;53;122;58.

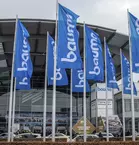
57;4;82;69
106;44;119;90
47;34;68;86
121;53;137;95
14;20;33;78
129;12;139;73
16;77;31;90
14;20;33;90
85;25;104;81
72;69;90;92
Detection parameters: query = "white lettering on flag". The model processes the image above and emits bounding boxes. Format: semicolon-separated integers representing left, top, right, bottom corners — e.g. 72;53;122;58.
19;77;28;85
135;19;139;35
61;14;77;63
75;70;84;88
89;32;100;75
17;30;29;72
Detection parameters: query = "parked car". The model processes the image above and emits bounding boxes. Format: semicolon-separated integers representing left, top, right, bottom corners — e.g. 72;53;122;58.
126;131;139;138
0;133;16;139
72;134;99;142
95;132;114;138
135;131;139;137
45;133;70;141
15;133;41;139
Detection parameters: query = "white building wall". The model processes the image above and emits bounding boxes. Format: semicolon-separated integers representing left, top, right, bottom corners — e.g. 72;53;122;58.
91;101;96;118
114;81;139;132
114;82;139;118
97;100;113;117
91;83;114;119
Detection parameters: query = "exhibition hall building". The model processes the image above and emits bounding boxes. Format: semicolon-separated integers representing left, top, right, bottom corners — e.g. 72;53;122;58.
0;19;135;135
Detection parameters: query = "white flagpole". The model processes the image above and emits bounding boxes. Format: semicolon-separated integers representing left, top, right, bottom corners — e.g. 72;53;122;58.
43;32;49;142
104;37;109;142
52;0;58;142
120;49;126;141
11;78;16;142
70;69;73;142
127;9;135;141
8;15;18;142
83;22;87;142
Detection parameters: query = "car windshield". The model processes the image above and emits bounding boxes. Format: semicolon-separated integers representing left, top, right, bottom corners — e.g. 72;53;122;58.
76;136;83;139
1;134;7;136
76;135;96;140
49;133;64;137
102;133;112;136
55;133;64;136
48;134;52;137
87;136;94;138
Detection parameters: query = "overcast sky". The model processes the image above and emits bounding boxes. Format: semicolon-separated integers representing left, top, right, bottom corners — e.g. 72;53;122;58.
0;0;139;34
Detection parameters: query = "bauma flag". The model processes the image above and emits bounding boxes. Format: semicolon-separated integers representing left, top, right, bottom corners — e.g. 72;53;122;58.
57;4;82;69
121;52;137;95
129;12;139;73
47;34;68;86
106;44;119;90
14;20;33;90
16;77;31;90
85;25;104;81
72;69;90;92
14;20;33;78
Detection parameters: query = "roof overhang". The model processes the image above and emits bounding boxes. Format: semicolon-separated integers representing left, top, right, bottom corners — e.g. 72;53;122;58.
0;19;129;90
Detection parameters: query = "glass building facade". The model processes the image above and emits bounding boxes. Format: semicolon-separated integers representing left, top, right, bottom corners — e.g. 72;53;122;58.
0;71;91;135
114;92;139;133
